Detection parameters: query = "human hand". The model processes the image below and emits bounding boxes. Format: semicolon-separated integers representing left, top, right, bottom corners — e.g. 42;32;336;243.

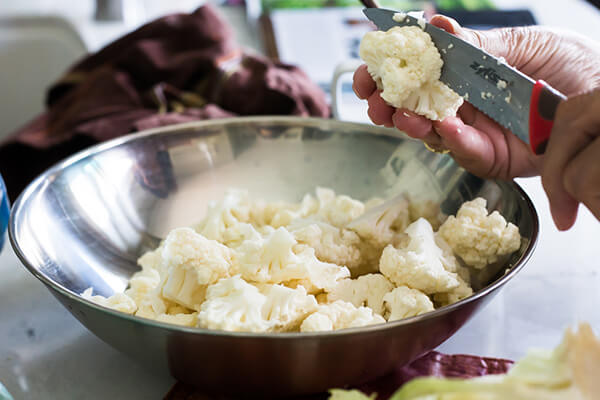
541;88;600;230
354;16;600;179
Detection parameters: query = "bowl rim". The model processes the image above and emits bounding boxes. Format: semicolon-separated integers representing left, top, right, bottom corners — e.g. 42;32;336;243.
8;116;539;339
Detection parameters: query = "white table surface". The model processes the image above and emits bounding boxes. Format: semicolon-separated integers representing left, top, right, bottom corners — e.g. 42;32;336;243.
1;1;600;399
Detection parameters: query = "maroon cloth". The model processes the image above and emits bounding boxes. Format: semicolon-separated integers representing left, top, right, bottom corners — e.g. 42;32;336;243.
163;351;514;399
0;4;328;201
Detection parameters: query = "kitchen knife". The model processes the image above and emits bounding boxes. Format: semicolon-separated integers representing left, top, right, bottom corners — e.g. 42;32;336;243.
363;8;566;155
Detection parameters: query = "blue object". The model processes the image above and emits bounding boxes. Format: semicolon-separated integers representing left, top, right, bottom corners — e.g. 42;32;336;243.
0;174;9;252
0;381;13;400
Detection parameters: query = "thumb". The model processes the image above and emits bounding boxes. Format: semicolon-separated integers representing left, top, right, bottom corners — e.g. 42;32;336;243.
429;15;533;70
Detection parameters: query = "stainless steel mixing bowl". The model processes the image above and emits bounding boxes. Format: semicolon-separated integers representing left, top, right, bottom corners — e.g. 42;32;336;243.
9;117;538;396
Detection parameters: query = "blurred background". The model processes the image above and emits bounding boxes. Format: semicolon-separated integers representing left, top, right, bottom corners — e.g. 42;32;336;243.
0;0;598;138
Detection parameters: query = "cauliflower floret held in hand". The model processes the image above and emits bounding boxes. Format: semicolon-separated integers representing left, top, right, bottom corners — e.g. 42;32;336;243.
360;26;463;121
438;198;521;269
81;188;523;333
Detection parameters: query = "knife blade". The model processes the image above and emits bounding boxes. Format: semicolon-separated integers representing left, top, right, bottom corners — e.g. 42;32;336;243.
363;8;566;154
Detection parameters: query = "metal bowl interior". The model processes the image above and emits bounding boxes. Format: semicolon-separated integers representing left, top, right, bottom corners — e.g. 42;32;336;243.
9;117;538;396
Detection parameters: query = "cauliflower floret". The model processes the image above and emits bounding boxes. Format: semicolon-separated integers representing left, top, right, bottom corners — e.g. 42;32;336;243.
235;227;350;291
260;284;319;331
434;233;461;273
382;285;434;321
81;288;137;314
198;276;270;332
349;195;410;247
252;194;319;228
124;267;161;305
220;222;265;249
160;227;235;310
290;220;363;271
156;312;198;327
313;187;365;227
194;189;251;242
438;198;521;269
137;246;162;270
326;273;394;315
433;275;473;307
379;218;460;294
360;26;463;121
347;196;411;275
198;276;317;332
135;288;172;319
300;300;385;332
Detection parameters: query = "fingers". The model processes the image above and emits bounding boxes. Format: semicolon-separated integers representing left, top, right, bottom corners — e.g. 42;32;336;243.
432;117;496;176
563;137;600;221
352;64;376;100
392;109;432;139
542;90;600;230
367;90;394;127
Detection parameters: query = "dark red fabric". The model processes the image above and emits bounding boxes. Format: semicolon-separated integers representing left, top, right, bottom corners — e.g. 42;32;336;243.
163;351;514;399
0;4;328;201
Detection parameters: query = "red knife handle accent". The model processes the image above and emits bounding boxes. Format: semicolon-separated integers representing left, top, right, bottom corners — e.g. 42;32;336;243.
529;80;566;155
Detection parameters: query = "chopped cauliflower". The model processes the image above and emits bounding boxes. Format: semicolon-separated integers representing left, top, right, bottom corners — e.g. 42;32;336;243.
326;274;394;315
349;195;409;247
198;276;270;332
234;226;350;291
383;285;434;321
160;227;235;310
433;275;473;307
348;196;410;275
81;288;137;314
379;218;460;294
300;300;385;332
198;276;317;332
81;188;523;333
360;26;463;121
124;267;161;305
156;312;198;327
261;283;319;331
438;198;521;269
290;220;363;271
194;188;251;242
255;194;319;228
314;187;365;228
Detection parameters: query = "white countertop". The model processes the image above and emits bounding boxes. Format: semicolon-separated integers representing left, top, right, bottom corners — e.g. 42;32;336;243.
1;1;600;399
